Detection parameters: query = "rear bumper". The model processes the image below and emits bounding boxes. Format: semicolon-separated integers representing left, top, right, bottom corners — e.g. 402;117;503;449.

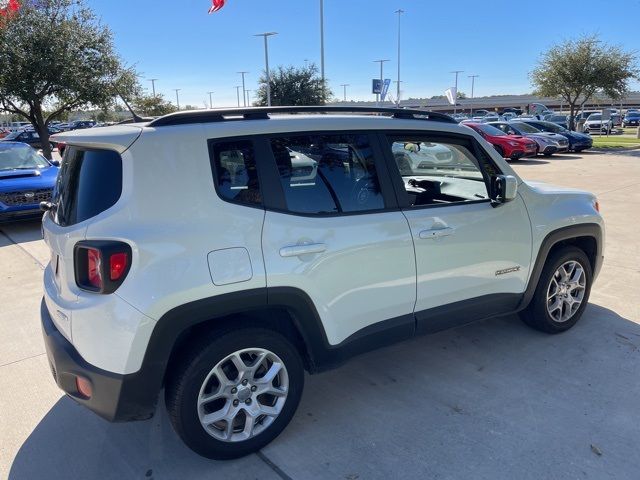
41;298;157;422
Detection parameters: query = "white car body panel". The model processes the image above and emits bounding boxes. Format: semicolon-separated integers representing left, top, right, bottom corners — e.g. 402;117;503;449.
40;112;603;375
262;210;416;345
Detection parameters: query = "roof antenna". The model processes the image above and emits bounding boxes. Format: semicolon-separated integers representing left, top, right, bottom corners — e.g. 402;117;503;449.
117;91;150;123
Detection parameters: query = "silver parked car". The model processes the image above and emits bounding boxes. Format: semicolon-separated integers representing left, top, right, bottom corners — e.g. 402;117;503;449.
489;121;569;156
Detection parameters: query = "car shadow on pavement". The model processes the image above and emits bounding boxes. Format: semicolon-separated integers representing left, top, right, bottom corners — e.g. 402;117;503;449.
0;220;43;244
9;303;640;480
510;159;550;166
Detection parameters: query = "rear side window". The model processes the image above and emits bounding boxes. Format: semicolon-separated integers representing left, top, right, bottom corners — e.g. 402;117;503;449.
52;148;122;226
269;134;384;214
211;140;262;206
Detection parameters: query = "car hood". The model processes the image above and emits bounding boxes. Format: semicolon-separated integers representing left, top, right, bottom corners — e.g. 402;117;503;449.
0;166;58;192
524;180;593;197
528;132;566;141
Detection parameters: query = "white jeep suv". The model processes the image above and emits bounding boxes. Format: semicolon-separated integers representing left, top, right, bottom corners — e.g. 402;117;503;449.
41;107;604;460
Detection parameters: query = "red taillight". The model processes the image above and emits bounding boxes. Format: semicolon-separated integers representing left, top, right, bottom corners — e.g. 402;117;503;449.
110;252;129;281
75;241;131;294
87;248;103;289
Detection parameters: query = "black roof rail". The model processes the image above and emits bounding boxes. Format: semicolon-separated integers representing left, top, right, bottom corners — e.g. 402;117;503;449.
147;106;457;127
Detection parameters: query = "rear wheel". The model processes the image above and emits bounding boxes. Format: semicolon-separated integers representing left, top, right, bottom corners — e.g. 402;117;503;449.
166;328;304;459
520;247;592;333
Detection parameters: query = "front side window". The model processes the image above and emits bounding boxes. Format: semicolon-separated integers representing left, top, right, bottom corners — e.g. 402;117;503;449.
387;136;490;207
270;134;384;214
212;140;262;206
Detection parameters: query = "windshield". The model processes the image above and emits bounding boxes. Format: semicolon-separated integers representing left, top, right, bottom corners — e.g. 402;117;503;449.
589;114;602;120
3;132;21;141
511;122;541;133
0;144;50;171
537;122;565;133
473;123;506;136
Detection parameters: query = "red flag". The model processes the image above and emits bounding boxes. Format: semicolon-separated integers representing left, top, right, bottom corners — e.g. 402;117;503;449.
0;0;20;17
208;0;225;13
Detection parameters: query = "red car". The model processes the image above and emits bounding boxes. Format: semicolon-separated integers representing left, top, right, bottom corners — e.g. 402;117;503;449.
463;122;537;160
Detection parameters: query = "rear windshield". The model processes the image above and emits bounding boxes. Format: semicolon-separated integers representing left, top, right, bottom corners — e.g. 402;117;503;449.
52;147;122;226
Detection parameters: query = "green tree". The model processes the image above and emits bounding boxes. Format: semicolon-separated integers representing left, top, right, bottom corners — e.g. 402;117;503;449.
255;63;332;106
132;94;177;117
0;0;136;158
531;35;639;130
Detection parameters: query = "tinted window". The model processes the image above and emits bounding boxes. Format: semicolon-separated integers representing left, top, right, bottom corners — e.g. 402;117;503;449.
52;148;122;226
472;123;507;136
270;134;384;214
212;140;262;206
510;122;540;133
387;136;490;207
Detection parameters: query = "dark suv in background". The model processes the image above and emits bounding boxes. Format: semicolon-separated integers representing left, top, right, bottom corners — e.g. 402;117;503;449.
518;120;593;152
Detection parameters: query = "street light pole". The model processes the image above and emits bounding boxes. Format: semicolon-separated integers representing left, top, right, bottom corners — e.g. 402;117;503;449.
450;70;463;114
207;91;214;109
246;90;252;105
373;59;390;105
235;86;242;107
255;32;278;107
340;84;350;102
237;71;249;107
148;79;158;96
395;9;404;106
468;75;478;116
173;89;181;110
320;0;325;83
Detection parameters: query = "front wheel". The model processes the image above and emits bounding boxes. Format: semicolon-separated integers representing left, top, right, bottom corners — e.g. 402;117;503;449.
494;145;504;158
520;246;592;333
165;328;304;459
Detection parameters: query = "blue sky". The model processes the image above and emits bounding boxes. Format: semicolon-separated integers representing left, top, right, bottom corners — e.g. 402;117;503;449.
92;0;640;107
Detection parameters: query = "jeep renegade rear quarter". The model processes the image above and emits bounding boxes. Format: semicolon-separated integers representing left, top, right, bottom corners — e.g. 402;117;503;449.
42;107;604;458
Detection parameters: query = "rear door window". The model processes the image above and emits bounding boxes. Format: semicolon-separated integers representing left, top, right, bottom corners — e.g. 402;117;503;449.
52;147;122;226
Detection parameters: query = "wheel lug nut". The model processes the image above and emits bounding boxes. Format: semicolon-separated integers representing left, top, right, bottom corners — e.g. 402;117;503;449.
231;387;237;394
251;385;257;392
245;399;252;405
242;379;248;386
233;399;239;407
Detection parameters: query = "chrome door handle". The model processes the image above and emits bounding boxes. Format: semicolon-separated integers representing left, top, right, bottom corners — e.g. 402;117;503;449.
419;227;455;239
279;243;327;258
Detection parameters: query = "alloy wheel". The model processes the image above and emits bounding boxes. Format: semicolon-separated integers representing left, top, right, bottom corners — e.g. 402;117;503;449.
546;260;587;323
197;348;289;443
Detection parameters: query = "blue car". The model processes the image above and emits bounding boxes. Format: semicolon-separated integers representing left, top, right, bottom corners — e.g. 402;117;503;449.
0;142;59;222
518;120;593;152
622;112;640;128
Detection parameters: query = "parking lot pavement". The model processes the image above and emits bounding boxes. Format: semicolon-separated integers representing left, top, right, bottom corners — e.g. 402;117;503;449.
1;150;639;480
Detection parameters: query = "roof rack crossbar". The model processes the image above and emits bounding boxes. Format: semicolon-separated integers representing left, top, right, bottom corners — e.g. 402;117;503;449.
148;106;457;127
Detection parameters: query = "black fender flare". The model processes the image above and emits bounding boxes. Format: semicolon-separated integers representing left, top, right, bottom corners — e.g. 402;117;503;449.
519;222;603;310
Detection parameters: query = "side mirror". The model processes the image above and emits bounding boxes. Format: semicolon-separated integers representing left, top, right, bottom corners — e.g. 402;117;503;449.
490;175;518;206
50;159;61;167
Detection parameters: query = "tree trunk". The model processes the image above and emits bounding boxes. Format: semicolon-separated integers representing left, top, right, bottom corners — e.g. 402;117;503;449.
569;103;577;131
32;104;53;160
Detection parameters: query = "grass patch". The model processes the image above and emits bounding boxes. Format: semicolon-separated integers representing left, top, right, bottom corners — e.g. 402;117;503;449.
590;134;640;149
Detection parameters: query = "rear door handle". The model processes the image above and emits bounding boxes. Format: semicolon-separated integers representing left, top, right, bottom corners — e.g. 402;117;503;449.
419;227;455;239
279;243;327;258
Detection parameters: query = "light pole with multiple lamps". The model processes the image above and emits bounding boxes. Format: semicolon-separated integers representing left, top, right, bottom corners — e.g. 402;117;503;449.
237;71;249;107
340;84;350;102
319;0;325;83
245;90;252;106
148;79;158;97
173;88;181;110
468;75;479;116
235;86;242;107
450;70;463;114
373;59;390;105
254;32;278;106
395;9;404;106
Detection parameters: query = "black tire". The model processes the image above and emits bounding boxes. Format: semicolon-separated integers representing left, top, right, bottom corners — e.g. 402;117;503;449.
165;327;305;459
494;145;504;158
520;246;592;334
